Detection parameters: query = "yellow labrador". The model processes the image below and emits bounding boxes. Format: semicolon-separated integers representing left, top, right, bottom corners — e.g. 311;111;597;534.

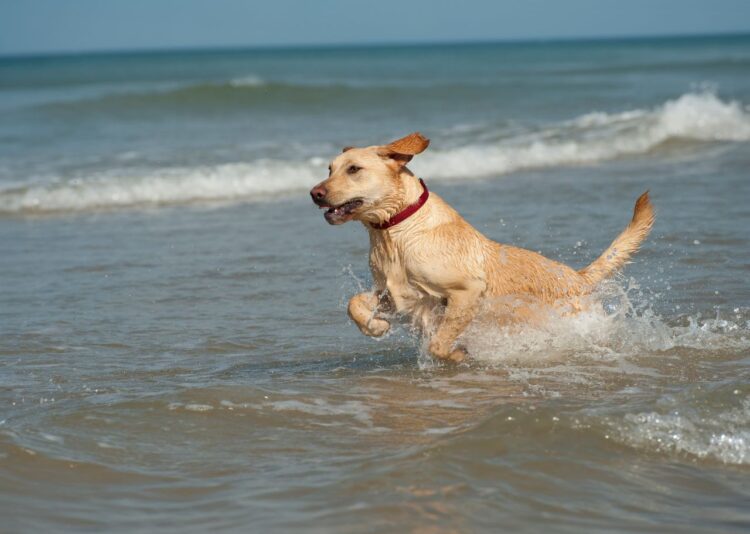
310;133;654;362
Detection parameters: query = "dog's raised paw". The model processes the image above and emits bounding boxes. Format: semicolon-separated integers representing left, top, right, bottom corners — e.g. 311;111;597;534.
363;317;390;337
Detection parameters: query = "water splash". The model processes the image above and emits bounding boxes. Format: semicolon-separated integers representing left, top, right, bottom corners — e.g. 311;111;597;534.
462;281;749;366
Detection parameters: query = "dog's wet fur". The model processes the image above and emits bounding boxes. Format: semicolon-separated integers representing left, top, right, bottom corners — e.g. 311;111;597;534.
310;132;655;362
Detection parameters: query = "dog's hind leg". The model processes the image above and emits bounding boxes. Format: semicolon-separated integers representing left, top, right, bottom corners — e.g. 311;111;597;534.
347;292;391;337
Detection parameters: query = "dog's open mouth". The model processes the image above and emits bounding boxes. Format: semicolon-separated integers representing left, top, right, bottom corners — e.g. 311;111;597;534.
320;198;363;225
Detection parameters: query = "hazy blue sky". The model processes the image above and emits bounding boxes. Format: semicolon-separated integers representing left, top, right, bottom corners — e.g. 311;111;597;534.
2;0;750;55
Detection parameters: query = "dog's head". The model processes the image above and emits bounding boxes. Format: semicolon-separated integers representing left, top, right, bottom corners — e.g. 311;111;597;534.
310;132;430;225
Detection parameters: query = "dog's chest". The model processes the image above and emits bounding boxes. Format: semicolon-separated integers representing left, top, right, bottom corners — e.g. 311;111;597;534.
368;234;432;314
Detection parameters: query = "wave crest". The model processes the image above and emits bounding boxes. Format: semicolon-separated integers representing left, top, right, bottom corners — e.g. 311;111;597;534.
2;92;748;215
414;91;750;179
228;75;266;87
0;161;322;214
610;396;750;465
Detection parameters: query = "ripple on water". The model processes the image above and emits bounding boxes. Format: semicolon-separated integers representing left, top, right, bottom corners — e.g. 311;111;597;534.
606;388;750;465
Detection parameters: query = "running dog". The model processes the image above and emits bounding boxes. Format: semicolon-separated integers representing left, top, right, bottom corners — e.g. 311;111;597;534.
310;132;654;362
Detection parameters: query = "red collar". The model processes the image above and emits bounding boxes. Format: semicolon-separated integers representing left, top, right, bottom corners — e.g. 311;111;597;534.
370;179;429;230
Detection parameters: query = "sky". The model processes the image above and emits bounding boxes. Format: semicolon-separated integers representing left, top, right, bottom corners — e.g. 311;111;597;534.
2;0;750;56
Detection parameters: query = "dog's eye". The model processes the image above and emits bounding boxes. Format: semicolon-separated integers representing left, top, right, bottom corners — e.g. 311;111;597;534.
328;165;332;176
347;165;362;175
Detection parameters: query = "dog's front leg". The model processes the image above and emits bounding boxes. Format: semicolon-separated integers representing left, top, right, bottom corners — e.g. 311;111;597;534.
428;282;484;363
347;291;391;337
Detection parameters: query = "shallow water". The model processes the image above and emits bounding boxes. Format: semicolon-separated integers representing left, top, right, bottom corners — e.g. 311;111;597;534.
2;35;750;532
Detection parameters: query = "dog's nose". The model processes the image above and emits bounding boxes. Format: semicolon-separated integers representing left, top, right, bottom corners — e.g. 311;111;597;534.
310;185;327;204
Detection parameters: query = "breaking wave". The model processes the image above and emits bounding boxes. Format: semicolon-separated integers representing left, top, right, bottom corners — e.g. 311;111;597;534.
416;91;750;179
34;78;401;114
609;395;750;465
0;161;322;214
228;74;266;87
2;91;748;215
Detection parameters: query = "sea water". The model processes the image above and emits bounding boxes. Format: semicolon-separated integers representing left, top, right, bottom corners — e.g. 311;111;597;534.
1;35;749;532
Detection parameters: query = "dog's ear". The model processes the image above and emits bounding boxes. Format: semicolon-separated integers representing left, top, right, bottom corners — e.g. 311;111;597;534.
342;146;354;153
378;132;430;168
385;132;430;155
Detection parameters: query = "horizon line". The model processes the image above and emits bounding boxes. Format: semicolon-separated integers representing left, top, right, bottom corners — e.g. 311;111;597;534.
1;29;749;60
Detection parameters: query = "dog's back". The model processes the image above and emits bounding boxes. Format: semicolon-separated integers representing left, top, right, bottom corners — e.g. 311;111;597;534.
480;192;655;302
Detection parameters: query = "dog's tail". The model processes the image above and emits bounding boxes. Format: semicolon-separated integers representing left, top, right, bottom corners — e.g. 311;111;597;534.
578;191;655;285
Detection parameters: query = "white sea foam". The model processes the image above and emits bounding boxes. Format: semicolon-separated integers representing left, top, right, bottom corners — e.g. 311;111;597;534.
1;91;747;215
414;91;750;179
228;75;266;87
184;403;214;412
0;160;323;214
269;399;373;425
610;397;750;464
461;283;750;367
40;433;64;443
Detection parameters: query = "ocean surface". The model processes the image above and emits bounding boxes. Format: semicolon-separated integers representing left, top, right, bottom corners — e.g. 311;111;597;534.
1;34;749;532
